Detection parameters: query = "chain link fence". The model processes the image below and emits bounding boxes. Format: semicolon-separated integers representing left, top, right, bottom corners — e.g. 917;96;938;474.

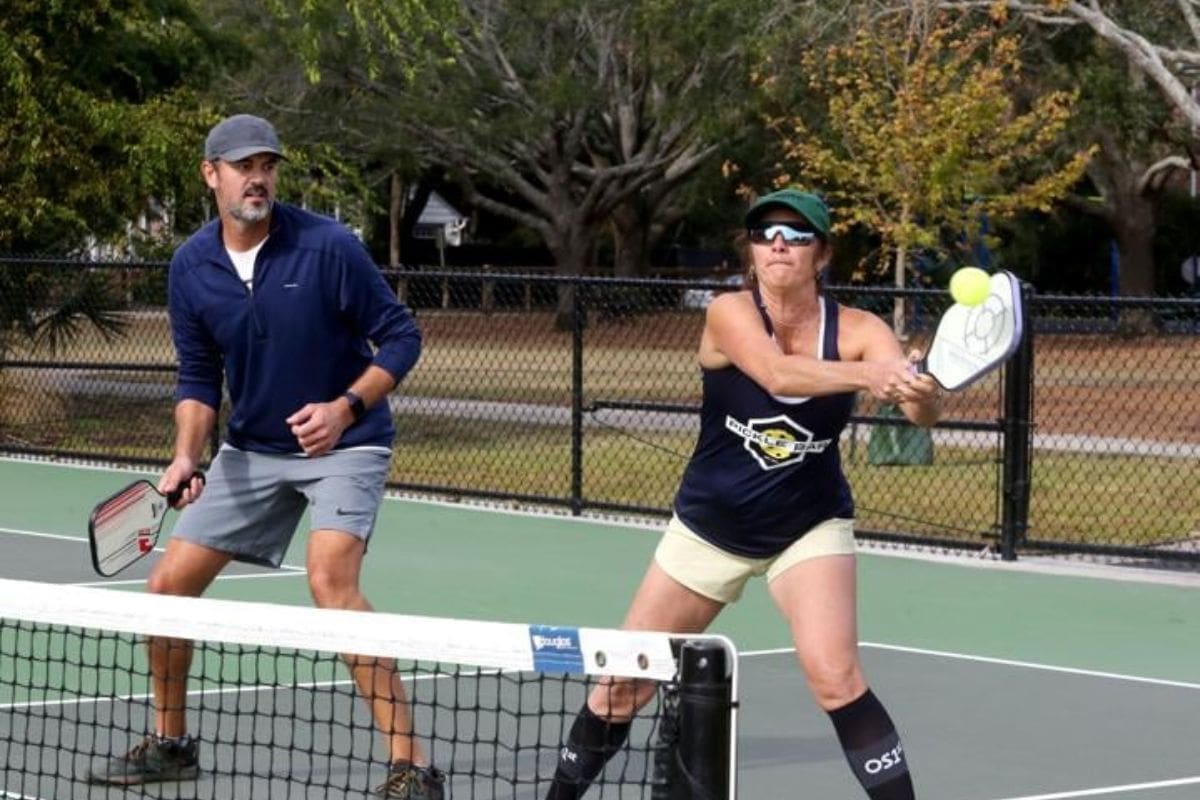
1021;294;1199;563
1;258;1197;565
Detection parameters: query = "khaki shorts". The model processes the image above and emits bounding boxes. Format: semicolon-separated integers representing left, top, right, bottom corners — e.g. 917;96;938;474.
654;514;856;603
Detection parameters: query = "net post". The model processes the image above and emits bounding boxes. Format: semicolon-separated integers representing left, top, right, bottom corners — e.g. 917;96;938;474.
659;638;733;800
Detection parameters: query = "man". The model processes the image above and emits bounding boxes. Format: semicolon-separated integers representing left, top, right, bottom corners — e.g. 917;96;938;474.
88;114;443;800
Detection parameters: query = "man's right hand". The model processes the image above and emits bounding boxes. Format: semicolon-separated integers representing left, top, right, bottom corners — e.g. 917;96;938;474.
158;461;205;509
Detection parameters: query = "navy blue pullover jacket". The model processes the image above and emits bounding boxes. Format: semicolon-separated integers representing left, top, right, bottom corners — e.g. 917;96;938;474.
168;203;422;454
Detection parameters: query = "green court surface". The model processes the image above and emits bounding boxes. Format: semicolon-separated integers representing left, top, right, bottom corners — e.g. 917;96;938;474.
3;457;1199;799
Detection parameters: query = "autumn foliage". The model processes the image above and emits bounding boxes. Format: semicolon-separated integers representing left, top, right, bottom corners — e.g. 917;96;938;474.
763;12;1093;284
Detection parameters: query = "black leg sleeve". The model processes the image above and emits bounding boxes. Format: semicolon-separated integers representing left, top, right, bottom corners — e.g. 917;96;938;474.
544;704;632;800
827;689;915;800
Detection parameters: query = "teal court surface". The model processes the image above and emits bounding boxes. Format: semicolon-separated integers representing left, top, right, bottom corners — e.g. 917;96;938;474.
2;457;1199;800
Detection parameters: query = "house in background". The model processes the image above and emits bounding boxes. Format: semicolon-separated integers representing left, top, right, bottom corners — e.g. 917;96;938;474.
412;190;468;247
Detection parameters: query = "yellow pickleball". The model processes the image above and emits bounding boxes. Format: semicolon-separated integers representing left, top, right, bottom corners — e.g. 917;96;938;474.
949;267;991;307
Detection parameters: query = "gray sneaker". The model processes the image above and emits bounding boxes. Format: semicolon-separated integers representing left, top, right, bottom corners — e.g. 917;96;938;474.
374;761;446;799
88;735;200;785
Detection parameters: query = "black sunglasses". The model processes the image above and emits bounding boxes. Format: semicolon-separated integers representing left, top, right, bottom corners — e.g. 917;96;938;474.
747;223;819;247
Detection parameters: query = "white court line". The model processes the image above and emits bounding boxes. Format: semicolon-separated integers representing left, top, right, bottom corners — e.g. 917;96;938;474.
742;644;1200;691
0;456;156;476
71;570;307;588
0;526;308;583
387;492;1200;588
6;456;1200;589
744;647;1200;799
2;668;490;712
0;527;84;543
1;679;353;711
985;775;1200;800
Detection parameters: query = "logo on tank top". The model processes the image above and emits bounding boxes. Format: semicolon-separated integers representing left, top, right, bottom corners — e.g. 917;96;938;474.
725;414;832;470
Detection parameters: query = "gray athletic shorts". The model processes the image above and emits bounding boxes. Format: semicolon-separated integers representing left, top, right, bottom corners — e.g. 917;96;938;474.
173;446;391;567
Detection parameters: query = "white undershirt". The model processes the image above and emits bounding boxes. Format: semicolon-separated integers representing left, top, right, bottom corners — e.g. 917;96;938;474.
226;236;268;292
769;297;826;405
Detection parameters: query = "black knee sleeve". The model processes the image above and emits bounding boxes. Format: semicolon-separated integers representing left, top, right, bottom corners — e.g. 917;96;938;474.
544;704;632;800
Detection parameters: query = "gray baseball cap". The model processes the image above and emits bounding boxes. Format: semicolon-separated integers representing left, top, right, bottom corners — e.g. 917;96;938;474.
204;114;285;162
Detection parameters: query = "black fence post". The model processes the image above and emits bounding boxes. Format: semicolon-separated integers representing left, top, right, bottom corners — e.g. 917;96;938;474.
570;280;585;516
999;280;1035;560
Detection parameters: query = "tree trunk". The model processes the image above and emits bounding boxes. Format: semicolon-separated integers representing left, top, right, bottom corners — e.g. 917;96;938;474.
1086;136;1158;298
388;171;406;267
893;203;911;338
1109;201;1156;298
1082;135;1159;334
611;203;649;278
1110;208;1159;335
549;231;595;330
893;244;909;339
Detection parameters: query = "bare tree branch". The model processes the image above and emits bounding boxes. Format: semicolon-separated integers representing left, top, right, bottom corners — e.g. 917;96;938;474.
942;1;1200;128
1138;154;1193;193
1176;0;1200;48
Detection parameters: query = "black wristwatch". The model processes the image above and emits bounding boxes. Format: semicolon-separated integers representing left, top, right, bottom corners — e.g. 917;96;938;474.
342;390;366;422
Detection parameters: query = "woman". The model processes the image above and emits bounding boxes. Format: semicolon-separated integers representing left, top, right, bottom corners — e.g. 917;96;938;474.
545;189;941;800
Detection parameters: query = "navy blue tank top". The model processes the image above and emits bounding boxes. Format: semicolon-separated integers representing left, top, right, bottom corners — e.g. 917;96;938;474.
672;291;856;557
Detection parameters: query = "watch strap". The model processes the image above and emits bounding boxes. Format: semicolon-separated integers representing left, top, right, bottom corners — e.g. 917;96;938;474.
343;390;366;422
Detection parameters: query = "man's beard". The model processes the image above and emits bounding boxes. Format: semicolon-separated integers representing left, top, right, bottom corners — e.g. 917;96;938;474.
229;195;273;223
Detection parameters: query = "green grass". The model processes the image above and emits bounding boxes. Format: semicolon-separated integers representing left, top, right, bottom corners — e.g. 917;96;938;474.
0;392;175;460
4;393;1197;552
3;309;1197;556
393;415;1199;550
1027;452;1200;547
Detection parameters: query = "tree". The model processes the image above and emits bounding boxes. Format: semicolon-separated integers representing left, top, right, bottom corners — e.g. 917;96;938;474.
589;2;767;277
944;1;1200;129
269;0;771;294
1041;24;1189;298
762;8;1090;332
0;0;233;411
0;0;239;254
0;264;127;363
941;1;1200;299
253;0;460;265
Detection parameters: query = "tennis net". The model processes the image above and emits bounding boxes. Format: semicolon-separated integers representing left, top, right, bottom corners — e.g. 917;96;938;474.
0;578;737;799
